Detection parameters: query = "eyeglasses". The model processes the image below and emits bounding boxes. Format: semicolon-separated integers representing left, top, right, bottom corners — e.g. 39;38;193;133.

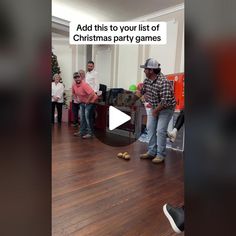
73;76;80;78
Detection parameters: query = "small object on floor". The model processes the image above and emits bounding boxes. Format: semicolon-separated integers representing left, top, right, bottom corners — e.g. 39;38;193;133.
117;153;123;158
124;154;130;160
122;152;128;158
117;152;130;160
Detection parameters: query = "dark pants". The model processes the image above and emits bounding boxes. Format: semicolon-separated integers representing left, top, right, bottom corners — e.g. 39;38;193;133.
72;101;80;124
52;102;63;123
174;110;184;131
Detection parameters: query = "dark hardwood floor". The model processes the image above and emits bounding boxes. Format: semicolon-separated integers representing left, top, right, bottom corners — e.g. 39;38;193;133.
52;123;184;236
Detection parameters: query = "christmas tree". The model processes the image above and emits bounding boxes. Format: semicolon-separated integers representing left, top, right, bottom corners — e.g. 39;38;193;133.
51;52;61;78
51;52;68;108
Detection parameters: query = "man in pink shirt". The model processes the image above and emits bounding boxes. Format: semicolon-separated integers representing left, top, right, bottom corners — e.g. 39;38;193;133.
71;70;86;127
72;73;98;138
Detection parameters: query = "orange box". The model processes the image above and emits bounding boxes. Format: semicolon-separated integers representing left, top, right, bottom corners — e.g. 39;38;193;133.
166;73;185;111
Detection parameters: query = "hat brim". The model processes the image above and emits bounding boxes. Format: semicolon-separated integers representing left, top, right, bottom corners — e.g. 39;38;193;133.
140;65;159;69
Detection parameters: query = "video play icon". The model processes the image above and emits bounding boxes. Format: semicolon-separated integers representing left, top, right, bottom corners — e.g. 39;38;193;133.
94;105;139;147
109;106;131;130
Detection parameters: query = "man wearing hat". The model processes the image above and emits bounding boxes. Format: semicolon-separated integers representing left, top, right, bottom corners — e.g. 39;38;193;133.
71;72;83;127
138;58;176;163
72;72;98;138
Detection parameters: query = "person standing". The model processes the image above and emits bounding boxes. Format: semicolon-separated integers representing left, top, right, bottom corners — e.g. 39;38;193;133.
85;60;99;93
85;61;99;130
72;73;98;138
51;73;64;124
78;69;86;81
137;58;176;163
71;70;86;127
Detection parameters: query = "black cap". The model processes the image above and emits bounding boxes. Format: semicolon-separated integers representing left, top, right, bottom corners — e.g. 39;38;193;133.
73;72;80;78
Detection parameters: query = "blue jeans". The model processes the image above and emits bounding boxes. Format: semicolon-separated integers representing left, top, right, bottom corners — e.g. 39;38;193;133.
79;103;96;135
146;108;174;159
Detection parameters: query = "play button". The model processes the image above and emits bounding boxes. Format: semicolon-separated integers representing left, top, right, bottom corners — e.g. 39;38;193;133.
94;104;141;147
109;106;131;130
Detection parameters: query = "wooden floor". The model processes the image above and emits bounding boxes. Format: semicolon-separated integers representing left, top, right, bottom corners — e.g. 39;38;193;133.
52;123;184;236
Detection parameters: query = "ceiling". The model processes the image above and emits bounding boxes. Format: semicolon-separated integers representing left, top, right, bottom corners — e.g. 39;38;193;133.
52;0;184;22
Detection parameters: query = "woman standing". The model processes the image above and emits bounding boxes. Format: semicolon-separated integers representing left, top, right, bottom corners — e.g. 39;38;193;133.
51;73;64;124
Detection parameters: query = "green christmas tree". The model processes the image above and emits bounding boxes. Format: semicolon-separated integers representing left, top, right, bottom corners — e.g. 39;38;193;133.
51;52;61;78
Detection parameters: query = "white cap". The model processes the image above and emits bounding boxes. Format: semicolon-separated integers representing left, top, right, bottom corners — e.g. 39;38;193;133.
140;58;160;69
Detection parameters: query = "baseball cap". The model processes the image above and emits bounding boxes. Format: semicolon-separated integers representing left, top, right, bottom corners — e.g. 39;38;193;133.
140;58;160;69
73;72;80;78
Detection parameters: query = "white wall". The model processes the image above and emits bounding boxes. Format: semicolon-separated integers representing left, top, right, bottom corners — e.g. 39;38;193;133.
117;45;139;89
52;38;73;90
180;26;184;72
52;38;87;91
77;45;87;72
148;20;178;75
94;45;112;88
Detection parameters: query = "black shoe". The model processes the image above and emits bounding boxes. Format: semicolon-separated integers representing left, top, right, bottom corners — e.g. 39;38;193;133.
163;204;184;233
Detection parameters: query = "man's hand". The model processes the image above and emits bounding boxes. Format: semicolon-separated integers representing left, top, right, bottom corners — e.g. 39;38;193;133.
152;104;163;117
53;96;59;101
152;108;159;117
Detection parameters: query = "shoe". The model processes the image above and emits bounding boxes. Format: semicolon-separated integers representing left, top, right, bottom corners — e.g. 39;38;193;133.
152;156;164;164
163;204;184;233
74;131;81;136
72;123;78;127
140;152;155;159
82;134;92;139
167;128;177;143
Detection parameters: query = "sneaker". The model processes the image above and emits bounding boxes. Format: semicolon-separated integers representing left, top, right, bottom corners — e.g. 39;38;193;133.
73;131;81;136
163;204;184;233
167;128;177;143
152;156;164;164
140;152;155;159
82;134;92;139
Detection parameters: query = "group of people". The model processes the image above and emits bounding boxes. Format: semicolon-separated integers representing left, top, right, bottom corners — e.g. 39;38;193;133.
52;57;185;232
51;61;99;139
